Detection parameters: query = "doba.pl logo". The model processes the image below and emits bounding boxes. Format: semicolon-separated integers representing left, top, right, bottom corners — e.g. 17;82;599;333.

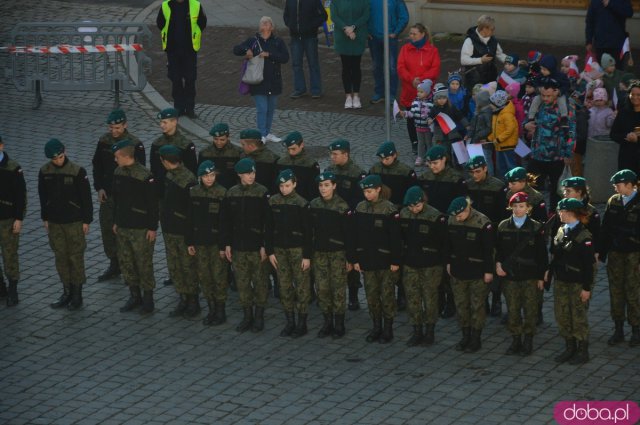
554;401;640;424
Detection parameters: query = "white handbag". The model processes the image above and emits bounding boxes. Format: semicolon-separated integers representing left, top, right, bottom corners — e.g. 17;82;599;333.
241;38;264;85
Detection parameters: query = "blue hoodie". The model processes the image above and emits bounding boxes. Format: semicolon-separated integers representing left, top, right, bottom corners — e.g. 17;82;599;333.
367;0;409;39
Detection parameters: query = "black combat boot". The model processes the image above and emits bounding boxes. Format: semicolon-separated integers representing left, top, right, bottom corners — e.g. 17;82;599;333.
423;324;435;346
607;321;625;345
203;299;216;325
554;337;577;363
490;290;502;317
366;316;382;342
97;258;120;282
406;325;423;347
6;280;18;307
252;306;265;332
464;328;482;353
120;286;142;312
169;294;188;317
292;313;308;338
348;276;360;311
140;290;154;314
506;335;522;355
317;313;333;338
183;294;201;318
236;307;253;333
51;286;71;309
521;334;534;356
211;302;226;326
280;311;296;337
455;327;471;351
332;314;345;339
379;318;394;344
568;340;589;365
629;326;640;347
0;279;7;298
396;283;407;312
67;285;83;311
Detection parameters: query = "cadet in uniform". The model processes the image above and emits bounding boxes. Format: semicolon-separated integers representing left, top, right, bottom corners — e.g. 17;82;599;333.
240;128;280;193
445;196;494;353
222;158;271;332
197;123;243;190
309;171;352;338
159;145;199;318
325;139;367;311
93;109;146;282
0;135;26;307
602;169;640;347
353;175;402;344
276;131;320;201
38;139;93;310
549;197;594;364
186;160;228;326
496;192;547;356
267;169;312;337
112;140;159;314
399;186;447;346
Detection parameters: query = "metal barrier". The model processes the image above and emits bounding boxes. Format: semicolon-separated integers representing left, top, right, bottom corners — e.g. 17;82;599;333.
4;21;151;109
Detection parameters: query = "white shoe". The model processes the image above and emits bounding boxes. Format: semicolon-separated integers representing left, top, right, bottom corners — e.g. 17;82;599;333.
344;96;353;109
265;133;281;143
352;95;362;109
261;136;267;143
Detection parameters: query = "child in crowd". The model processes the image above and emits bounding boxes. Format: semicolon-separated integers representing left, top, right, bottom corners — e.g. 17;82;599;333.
505;82;525;132
521;76;537;119
588;88;615;138
488;90;518;179
527;50;543;79
527;55;570;124
466;90;495;176
503;54;527;84
447;71;468;118
467;83;484;119
602;53;636;108
428;83;468;156
402;79;434;166
560;55;580;90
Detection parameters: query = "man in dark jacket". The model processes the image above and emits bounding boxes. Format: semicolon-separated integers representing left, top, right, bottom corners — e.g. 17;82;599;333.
283;0;328;99
585;0;633;70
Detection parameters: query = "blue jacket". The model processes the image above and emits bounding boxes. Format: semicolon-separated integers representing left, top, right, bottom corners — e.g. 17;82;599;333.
585;0;633;50
367;0;409;39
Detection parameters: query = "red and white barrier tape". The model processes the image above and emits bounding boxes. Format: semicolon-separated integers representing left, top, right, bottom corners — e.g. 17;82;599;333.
2;43;143;54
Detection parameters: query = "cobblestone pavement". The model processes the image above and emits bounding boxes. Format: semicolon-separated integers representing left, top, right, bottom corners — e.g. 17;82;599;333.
1;1;639;424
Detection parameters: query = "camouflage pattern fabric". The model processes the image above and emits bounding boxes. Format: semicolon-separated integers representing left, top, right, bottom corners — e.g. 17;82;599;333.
554;280;589;341
313;251;348;314
47;222;86;286
607;251;640;326
194;245;228;302
233;251;268;308
164;232;197;295
99;196;117;260
403;265;442;325
503;279;539;335
451;278;490;329
363;269;398;320
116;227;156;290
274;247;311;313
0;219;20;281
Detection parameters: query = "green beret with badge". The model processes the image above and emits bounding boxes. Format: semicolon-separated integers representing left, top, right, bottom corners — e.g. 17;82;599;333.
328;139;350;152
403;185;425;206
283;131;303;147
239;128;262;140
316;171;336;183
376;141;397;158
111;139;134;153
562;176;587;188
277;168;296;184
209;123;230;137
610;169;638;184
426;145;447;161
44;138;65;158
106;109;127;125
465;155;487;170
157;107;179;120
556;197;585;211
447;196;470;215
234;157;256;174
504;166;527;182
359;174;382;189
198;160;216;177
159;144;181;157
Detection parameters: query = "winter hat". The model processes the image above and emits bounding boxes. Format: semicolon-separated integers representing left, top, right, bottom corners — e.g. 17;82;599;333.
592;88;608;102
539;55;558;72
475;91;491;109
562;55;580;78
505;82;521;99
481;81;497;96
528;50;543;64
447;71;462;85
433;83;448;99
601;53;616;69
417;79;433;93
472;83;484;96
504;54;519;65
525;75;537;88
490;90;509;109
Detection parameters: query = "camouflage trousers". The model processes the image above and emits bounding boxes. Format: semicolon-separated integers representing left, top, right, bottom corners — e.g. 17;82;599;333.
116;227;156;290
554;280;589;341
313;251;347;314
607;251;640;326
48;222;87;287
274;247;311;314
363;269;398;320
403;265;442;325
194;245;228;302
503;279;539;336
233;250;268;308
164;232;197;295
99;196;117;260
451;278;490;330
0;218;20;281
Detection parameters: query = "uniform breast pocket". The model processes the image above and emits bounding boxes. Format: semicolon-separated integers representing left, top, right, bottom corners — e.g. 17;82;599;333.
374;219;383;228
419;224;429;234
342;181;351;189
466;232;477;241
209;203;220;213
628;213;637;223
64;176;74;185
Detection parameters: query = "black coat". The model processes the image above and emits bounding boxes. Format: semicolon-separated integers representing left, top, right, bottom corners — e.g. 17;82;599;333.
234;33;290;96
283;0;328;38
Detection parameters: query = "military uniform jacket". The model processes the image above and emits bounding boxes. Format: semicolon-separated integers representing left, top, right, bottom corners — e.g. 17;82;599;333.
92;131;146;196
112;163;158;230
399;204;447;268
550;223;594;291
506;185;547;224
276;149;320;201
38;158;93;225
150;130;197;197
353;199;401;271
549;202;601;255
266;191;312;258
496;216;548;280
186;182;226;247
602;192;640;255
197;142;243;189
221;183;271;251
467;175;507;224
326;159;367;209
245;146;280;193
419;166;467;214
445;209;495;279
0;153;27;221
309;195;352;261
369;160;417;207
161;165;197;235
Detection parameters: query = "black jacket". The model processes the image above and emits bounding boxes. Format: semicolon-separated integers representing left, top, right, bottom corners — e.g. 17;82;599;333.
0;153;27;221
550;223;595;291
38;158;93;225
283;0;328;38
221;183;271;251
496;216;548;281
186;183;226;246
112;163;158;231
92;131;145;195
234;34;289;96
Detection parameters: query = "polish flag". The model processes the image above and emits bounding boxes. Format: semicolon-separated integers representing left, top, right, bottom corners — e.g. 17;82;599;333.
620;36;630;60
498;71;516;89
435;112;457;135
568;61;580;78
584;55;594;73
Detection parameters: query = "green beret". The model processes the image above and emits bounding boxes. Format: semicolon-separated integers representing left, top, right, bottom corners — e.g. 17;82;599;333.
239;128;262;140
376;141;397;158
426;145;447;161
328;139;350;152
277;168;296;184
159;145;181;157
465;155;487;170
111;139;134;153
106;109;127;124
359;174;382;189
44;138;65;158
562;176;587;188
447;196;470;215
198;160;216;177
157;107;179;120
209;123;229;137
234;158;256;174
283;131;303;147
557;197;585;211
316;171;336;183
403;186;425;206
610;169;638;184
504;167;527;182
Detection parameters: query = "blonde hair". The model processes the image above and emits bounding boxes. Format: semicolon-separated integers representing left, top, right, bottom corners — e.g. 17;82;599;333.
477;15;495;31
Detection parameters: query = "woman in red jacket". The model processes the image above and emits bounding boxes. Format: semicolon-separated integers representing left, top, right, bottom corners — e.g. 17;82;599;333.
398;23;441;158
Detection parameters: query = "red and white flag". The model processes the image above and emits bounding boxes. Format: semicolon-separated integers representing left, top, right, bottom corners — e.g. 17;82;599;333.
435;112;457;135
498;71;516;89
568;61;580;78
620;36;630;60
584;55;594;73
